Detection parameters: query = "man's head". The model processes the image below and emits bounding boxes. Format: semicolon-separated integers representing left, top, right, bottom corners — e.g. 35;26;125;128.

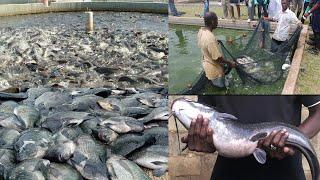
204;12;218;30
281;0;289;12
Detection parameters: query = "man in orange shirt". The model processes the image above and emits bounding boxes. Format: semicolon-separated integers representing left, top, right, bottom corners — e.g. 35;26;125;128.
197;12;236;88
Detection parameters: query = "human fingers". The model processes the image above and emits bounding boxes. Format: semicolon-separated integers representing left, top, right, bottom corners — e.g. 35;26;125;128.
263;130;277;147
188;119;196;151
272;129;287;148
283;147;295;156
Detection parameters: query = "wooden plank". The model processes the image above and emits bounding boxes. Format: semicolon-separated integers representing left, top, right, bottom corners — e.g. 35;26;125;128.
282;25;308;94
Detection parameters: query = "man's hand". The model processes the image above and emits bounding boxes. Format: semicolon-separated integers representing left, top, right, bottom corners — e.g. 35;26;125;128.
303;13;310;18
181;114;216;153
258;129;295;160
230;61;237;68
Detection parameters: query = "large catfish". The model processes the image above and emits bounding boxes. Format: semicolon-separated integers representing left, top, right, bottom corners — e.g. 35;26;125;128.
171;98;319;180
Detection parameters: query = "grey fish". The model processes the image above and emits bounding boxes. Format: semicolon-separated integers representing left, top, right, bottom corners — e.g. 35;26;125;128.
35;91;72;110
97;98;122;112
68;94;103;111
70;88;112;97
111;134;154;156
139;107;168;123
129;145;168;177
68;135;108;180
171;98;320;180
143;127;168;146
80;118;101;134
0;128;20;149
92;127;119;145
0;101;19;114
14;128;53;161
107;155;151;180
0;112;24;131
41;111;92;133
9;158;50;180
0;149;15;179
121;107;151;118
23;88;52;105
55;127;84;141
47;163;83;180
45;140;76;162
0;92;27;101
100;116;145;134
14;105;40;129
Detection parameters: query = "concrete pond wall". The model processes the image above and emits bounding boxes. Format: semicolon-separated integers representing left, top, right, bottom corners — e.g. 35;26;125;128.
168;95;320;180
0;1;168;16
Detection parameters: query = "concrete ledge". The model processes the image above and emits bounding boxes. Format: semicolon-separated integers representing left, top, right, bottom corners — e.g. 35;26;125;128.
0;1;168;16
169;16;278;32
282;25;308;95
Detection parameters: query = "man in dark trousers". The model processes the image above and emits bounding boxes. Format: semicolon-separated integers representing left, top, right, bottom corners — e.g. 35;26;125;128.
181;96;320;180
304;0;320;54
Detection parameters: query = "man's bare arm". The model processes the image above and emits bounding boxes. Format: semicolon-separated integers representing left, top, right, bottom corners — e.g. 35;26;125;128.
299;104;320;138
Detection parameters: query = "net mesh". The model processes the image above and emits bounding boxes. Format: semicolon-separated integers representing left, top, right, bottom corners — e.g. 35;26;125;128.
219;19;302;84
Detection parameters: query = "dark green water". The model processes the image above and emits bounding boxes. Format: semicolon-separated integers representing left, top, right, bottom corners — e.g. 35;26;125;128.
169;24;286;95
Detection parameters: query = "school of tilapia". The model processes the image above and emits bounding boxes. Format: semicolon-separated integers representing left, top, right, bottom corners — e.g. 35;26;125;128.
0;12;168;90
0;87;168;179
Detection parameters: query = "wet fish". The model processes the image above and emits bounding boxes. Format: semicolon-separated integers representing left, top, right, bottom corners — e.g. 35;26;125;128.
100;116;145;134
14;105;40;129
139;107;168;123
41;111;92;133
107;155;151;180
14;128;53;161
111;134;154;156
121;107;151;118
0;101;19;114
68;94;103;111
45;140;76;162
92;127;118;145
68;135;108;180
35;91;72;110
0;149;15;179
0;92;27;101
0;128;20;149
129;145;168;177
143;127;168;146
9;158;50;180
0;112;24;131
47;163;83;180
171;98;320;180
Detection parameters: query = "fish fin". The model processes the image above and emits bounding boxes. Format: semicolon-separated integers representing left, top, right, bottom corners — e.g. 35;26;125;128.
152;167;167;177
249;132;268;142
217;113;238;120
253;148;267;164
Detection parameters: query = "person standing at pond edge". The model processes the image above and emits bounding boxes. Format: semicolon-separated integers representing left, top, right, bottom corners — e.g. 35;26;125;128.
303;0;320;54
264;0;301;52
197;12;236;88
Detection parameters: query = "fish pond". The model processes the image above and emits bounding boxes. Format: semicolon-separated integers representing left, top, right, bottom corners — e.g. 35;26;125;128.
0;11;168;90
169;24;287;95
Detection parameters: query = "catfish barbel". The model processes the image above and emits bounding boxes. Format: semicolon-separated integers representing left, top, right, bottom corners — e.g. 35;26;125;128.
171;98;320;180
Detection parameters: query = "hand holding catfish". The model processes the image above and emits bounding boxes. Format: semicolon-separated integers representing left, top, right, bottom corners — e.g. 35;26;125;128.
171;98;320;180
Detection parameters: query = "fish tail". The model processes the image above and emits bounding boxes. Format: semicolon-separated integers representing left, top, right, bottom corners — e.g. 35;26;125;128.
287;141;319;180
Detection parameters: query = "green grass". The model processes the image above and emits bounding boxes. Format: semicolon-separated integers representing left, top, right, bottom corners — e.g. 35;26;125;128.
296;37;320;94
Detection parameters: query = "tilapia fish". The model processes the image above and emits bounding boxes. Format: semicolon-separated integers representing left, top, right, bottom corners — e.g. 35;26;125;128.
171;98;320;180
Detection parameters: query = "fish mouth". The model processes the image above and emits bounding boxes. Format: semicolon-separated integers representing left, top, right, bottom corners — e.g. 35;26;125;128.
170;97;192;110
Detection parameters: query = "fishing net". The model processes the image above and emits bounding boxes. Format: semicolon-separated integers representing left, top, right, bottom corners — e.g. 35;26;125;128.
220;19;302;84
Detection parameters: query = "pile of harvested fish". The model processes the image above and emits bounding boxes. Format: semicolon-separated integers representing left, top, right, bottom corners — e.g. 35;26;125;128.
235;55;281;83
0;12;168;90
0;87;168;179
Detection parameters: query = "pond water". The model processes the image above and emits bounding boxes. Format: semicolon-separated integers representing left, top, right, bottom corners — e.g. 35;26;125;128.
169;24;287;95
